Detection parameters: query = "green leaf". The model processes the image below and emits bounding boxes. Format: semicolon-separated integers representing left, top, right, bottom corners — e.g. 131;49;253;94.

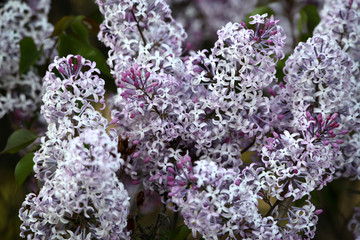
15;152;35;187
163;224;191;240
297;5;320;43
70;16;90;44
298;8;308;35
19;37;43;75
1;129;37;154
51;16;75;37
303;5;320;33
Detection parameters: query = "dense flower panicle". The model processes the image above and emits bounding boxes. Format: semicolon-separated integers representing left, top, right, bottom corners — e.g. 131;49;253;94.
165;159;320;239
281;34;356;129
315;0;360;65
335;133;360;179
96;0;187;82
20;129;130;240
0;70;42;118
167;159;261;239
15;0;359;238
278;201;320;239
312;0;360;136
0;0;54;118
0;0;53;76
96;0;209;190
42;55;106;124
186;16;285;139
259;112;345;201
34;55;109;182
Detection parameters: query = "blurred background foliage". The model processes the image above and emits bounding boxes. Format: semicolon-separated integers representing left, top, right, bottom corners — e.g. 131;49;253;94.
0;0;359;239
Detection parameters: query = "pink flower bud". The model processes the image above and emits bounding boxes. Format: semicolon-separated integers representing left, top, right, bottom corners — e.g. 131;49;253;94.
168;167;175;174
331;113;338;120
273;132;279;139
315;209;323;215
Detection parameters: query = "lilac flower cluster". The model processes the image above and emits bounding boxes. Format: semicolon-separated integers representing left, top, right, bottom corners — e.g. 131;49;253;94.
34;55;108;182
187;14;285;140
0;0;55;118
95;0;336;237
315;0;360;65
17;0;360;239
19;55;130;239
20;129;130;239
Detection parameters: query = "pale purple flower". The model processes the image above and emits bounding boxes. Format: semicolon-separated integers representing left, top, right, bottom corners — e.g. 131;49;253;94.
96;0;186;81
259;112;345;201
186;16;285;140
249;13;269;25
42;55;106;124
34;55;109;182
167;159;261;239
20;129;130;240
315;0;360;64
278;34;356;131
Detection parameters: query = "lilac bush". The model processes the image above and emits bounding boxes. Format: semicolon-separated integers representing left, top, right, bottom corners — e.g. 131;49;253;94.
0;0;356;239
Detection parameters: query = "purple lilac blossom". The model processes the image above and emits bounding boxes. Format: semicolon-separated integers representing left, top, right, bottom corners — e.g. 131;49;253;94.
34;55;108;182
282;35;355;128
259;112;345;201
96;0;186;78
19;129;130;239
186;15;285;141
90;0;357;239
315;0;360;65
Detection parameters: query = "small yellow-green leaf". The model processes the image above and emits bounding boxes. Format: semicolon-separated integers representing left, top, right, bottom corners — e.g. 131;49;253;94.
15;152;35;187
1;129;37;154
